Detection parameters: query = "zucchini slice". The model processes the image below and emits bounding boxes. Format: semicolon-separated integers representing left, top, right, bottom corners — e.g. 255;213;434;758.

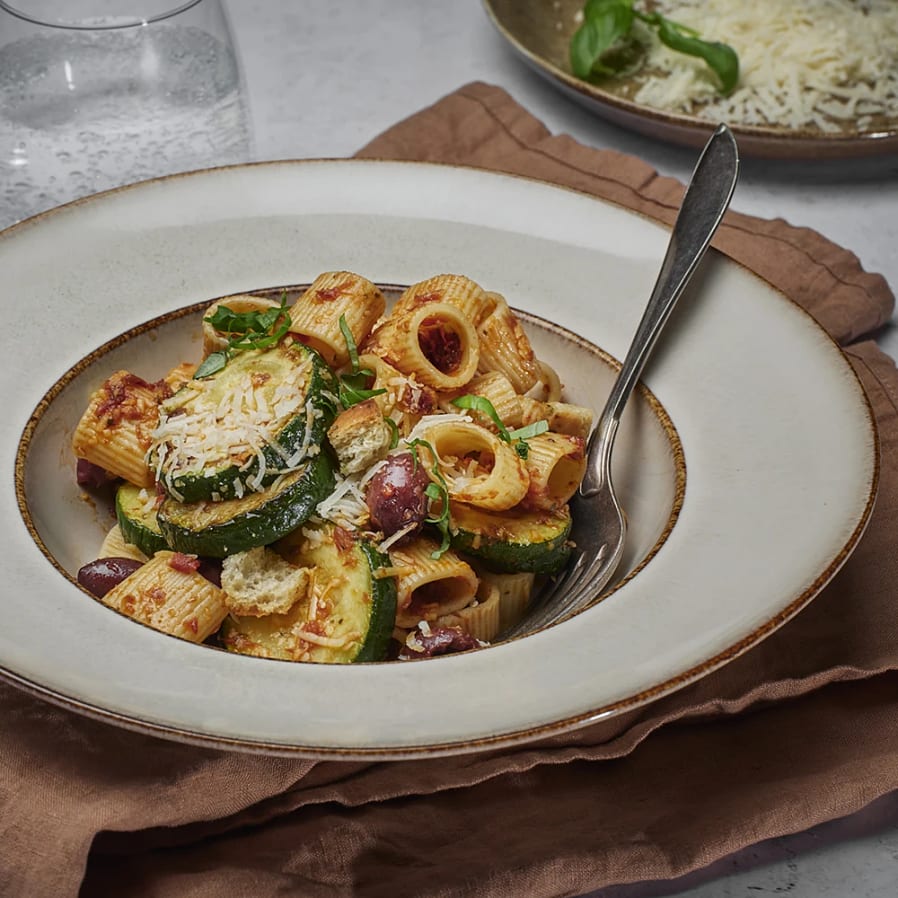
157;451;335;558
149;341;336;503
449;502;572;574
221;523;397;663
115;483;169;556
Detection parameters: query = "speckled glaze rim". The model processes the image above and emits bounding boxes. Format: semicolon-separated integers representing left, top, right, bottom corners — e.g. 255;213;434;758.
482;0;898;160
0;158;881;759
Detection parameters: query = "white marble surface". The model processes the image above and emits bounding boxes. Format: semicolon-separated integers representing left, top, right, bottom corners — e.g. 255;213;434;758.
219;2;898;895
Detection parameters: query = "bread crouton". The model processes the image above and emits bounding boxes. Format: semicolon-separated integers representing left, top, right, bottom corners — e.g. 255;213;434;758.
327;398;392;474
221;546;311;617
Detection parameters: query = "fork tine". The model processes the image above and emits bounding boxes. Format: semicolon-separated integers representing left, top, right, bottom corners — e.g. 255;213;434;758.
498;555;581;639
509;539;620;636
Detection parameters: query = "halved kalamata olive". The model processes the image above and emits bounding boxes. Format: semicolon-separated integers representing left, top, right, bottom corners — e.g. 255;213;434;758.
77;557;143;598
366;452;430;539
197;558;222;588
76;458;115;490
398;625;482;659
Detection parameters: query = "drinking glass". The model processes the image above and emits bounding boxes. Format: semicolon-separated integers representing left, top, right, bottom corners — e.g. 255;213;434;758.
0;0;251;228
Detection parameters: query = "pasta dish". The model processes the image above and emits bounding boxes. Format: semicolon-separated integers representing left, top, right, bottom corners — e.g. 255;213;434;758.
72;272;593;663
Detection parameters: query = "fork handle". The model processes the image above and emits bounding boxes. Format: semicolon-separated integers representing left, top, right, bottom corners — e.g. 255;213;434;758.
582;124;739;496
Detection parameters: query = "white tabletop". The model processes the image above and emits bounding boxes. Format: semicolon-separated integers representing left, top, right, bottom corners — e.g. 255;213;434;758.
221;2;898;896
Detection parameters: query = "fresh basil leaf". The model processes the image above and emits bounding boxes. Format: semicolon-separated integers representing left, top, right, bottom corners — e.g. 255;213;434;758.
194;350;228;379
655;18;739;93
200;294;291;371
254;295;289;334
205;305;275;336
572;1;739;95
203;305;245;333
570;0;634;78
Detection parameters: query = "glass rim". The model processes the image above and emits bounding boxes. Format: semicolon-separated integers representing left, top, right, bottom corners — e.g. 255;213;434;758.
0;0;205;29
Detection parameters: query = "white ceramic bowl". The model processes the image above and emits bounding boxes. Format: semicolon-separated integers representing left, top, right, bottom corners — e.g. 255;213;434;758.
2;160;877;757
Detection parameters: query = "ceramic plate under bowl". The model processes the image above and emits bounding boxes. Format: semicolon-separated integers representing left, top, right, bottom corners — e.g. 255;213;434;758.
483;0;898;160
2;159;878;758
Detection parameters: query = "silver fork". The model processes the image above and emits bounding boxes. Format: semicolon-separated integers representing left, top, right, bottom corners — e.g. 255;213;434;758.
501;124;739;640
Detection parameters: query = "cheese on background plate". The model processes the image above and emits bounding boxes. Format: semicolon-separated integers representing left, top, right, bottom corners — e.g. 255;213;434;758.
626;0;898;130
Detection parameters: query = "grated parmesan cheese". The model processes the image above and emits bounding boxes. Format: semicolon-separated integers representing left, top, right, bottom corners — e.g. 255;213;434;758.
149;354;316;497
314;457;390;530
608;0;898;130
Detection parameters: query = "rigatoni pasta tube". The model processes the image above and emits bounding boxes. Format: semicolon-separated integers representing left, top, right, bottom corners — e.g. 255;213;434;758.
393;273;494;325
100;551;228;643
441;372;523;429
529;360;564;403
522;432;587;511
364;301;479;391
356;352;438;423
521;397;594;440
289;271;386;368
72;370;164;488
435;581;502;642
476;569;536;632
420;419;529;511
390;538;479;627
476;295;539;393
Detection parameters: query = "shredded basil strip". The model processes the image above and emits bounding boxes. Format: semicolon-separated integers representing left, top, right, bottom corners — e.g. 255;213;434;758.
195;293;291;379
339;314;362;374
406;438;452;559
508;420;550;441
451;394;512;440
451;394;549;459
424;482;452;557
571;0;739;95
338;368;386;408
383;415;400;449
335;314;388;408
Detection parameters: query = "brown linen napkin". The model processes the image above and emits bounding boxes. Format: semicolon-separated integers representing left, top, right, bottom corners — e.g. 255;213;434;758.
2;82;897;898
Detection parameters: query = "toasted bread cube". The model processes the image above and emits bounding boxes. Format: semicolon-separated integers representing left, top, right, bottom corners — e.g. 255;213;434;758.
221;546;311;617
327;398;392;475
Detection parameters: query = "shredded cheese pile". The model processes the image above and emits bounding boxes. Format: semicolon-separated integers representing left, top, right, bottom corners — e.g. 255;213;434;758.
149;356;317;500
627;0;898;131
314;465;383;530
